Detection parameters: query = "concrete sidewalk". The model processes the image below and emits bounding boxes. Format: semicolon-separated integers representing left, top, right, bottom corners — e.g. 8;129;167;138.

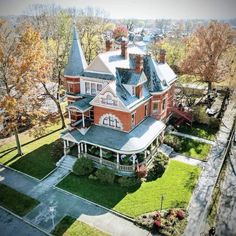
170;153;204;166
169;131;215;145
0;165;149;236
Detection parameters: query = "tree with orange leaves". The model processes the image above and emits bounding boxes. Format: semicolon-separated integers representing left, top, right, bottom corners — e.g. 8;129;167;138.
180;21;234;93
0;20;47;155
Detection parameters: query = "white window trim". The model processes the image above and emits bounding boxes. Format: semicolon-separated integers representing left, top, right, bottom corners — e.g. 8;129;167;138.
99;113;123;130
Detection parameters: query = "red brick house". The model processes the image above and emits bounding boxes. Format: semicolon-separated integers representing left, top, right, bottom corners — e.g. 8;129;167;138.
61;28;177;176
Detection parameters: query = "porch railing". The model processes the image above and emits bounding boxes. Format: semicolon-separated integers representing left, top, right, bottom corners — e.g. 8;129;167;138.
86;154;134;172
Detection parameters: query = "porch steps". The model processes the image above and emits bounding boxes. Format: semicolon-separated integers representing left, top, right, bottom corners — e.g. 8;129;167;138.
158;144;174;157
57;155;77;171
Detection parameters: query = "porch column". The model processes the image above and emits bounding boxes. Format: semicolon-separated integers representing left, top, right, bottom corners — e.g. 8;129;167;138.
66;140;69;147
99;148;103;164
156;137;159;146
64;140;67;155
82;113;85;128
77;144;81;158
144;150;147;159
84;143;87;156
81;143;84;153
68;110;71;122
116;153;119;169
132;154;136;171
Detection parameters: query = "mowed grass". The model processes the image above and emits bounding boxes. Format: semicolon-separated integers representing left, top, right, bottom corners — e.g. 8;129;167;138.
51;216;110;236
178;123;218;141
0;183;39;216
0;121;65;179
164;134;212;161
57;160;200;218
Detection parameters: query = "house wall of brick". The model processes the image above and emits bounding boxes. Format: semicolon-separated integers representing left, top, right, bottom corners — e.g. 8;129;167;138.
94;106;131;132
150;82;175;121
64;77;80;94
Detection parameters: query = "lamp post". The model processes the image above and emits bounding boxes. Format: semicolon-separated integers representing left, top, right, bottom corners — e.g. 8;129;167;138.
49;206;55;229
160;195;165;211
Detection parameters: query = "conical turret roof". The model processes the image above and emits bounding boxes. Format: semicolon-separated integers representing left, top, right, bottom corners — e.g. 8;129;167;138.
64;27;87;77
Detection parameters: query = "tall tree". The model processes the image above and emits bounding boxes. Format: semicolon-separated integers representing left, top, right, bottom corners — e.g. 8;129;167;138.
76;7;115;63
180;21;234;93
23;5;73;128
148;38;186;74
0;20;47;155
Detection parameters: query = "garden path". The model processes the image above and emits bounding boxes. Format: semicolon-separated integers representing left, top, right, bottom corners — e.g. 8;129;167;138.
170;153;204;167
169;131;215;145
0;165;149;236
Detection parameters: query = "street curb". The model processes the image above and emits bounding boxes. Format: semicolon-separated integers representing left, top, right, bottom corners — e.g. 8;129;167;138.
0;206;51;236
53;185;135;223
0;163;40;182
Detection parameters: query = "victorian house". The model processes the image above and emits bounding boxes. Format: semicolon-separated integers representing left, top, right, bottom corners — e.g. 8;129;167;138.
60;27;177;176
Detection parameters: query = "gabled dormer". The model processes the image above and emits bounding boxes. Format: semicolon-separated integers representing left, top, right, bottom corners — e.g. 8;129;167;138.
116;68;147;98
90;81;128;112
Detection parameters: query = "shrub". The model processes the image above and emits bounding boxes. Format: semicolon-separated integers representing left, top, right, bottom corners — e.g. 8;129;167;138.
72;157;94;176
164;134;182;151
176;210;185;220
146;161;165;181
209;117;220;129
88;174;97;180
96;167;115;184
136;164;147;178
50;139;64;162
118;176;140;187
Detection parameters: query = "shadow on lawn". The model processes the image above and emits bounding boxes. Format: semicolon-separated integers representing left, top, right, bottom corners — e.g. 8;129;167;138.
7;142;58;179
51;216;76;236
0;127;62;157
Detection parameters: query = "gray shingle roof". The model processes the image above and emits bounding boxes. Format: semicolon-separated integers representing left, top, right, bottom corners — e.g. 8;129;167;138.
61;117;165;154
64;27;87;77
83;71;115;81
68;96;93;112
116;68;147;86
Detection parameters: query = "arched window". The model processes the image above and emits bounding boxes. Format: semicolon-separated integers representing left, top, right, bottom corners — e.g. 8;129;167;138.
99;114;123;130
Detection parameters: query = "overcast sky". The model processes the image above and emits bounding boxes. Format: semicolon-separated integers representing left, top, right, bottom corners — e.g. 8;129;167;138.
0;0;235;19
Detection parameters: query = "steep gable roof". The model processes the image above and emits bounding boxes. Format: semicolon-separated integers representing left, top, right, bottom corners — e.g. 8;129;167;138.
116;68;147;86
64;27;87;77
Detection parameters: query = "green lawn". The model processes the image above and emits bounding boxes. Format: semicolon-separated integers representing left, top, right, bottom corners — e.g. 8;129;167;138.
164;134;212;161
51;216;110;236
178;123;218;141
57;160;200;218
0;183;39;216
0;121;65;179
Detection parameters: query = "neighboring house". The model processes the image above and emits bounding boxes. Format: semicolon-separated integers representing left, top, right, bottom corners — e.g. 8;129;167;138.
61;27;177;176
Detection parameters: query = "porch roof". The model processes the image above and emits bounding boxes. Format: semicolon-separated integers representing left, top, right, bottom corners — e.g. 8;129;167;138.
61;117;165;154
68;96;93;112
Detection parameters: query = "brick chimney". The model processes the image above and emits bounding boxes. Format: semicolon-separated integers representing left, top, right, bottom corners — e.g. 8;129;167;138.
159;49;166;63
121;41;128;59
105;39;112;52
135;55;143;73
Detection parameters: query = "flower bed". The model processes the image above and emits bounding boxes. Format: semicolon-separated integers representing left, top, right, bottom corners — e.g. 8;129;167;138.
135;208;187;236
